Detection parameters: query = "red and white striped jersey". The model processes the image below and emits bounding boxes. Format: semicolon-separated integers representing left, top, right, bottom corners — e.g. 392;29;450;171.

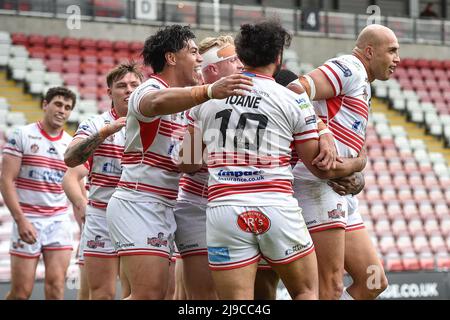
293;54;371;180
188;72;319;207
177;168;209;206
113;75;187;206
2;122;72;217
74;108;125;211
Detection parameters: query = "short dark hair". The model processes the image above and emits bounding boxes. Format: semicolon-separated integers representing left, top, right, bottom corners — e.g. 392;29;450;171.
235;20;292;68
43;87;76;109
106;61;144;88
142;25;196;73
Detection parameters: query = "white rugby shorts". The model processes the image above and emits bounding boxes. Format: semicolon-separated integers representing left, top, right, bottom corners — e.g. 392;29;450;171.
106;197;176;259
10;214;73;258
83;206;117;258
206;205;314;271
174;200;208;258
294;179;348;233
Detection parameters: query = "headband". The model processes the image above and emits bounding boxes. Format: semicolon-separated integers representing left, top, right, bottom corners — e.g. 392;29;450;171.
201;44;237;69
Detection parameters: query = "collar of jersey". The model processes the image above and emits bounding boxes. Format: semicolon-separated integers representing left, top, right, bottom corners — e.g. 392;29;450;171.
110;108;119;120
150;74;170;88
36;121;64;141
241;71;274;81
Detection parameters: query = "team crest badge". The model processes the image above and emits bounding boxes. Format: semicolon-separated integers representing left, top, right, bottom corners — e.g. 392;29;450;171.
30;144;39;153
328;203;346;219
237;211;271;235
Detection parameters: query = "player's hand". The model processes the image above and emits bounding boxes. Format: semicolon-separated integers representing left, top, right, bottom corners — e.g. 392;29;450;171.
17;217;37;244
286;82;306;94
327;172;365;196
73;199;87;227
103;117;126;136
210;74;253;99
312;132;338;170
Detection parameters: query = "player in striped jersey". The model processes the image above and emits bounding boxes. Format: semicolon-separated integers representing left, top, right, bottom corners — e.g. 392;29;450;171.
1;87;76;300
179;20;367;300
173;35;244;299
63;63;143;299
291;24;399;300
105;25;253;300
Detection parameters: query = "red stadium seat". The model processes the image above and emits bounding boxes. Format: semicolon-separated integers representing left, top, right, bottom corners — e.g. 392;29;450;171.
419;253;435;270
80;74;98;87
45;60;63;73
436;253;450;270
96;39;113;50
413;235;430;253
62;37;80;49
401;58;417;69
402;252;421;271
11;33;28;46
46;35;62;48
416;59;430;69
429;59;443;70
80;38;97;50
407;218;424;235
28;34;45;47
113;40;129;51
385;253;404;271
62;73;80;87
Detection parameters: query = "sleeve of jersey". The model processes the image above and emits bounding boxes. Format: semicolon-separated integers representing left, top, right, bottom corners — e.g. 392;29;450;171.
293;94;319;144
186;105;200;129
318;59;356;97
74;117;97;139
128;81;161;123
2;127;23;158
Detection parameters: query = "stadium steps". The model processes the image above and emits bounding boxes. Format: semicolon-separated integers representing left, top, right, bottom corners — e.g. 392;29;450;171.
372;97;450;165
0;70;41;123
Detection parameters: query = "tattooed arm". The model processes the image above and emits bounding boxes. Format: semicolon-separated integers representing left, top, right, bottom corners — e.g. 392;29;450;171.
64;117;126;167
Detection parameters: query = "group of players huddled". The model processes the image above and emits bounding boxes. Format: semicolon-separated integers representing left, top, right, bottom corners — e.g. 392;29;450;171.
0;20;400;300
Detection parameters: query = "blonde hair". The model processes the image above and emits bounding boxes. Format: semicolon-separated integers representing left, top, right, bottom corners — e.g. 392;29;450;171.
198;35;234;55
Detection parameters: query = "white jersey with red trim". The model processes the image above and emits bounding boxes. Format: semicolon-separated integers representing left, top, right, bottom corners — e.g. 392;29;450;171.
2;122;72;217
177;168;209;206
293;54;371;181
112;75;187;206
74;109;125;212
188;72;319;207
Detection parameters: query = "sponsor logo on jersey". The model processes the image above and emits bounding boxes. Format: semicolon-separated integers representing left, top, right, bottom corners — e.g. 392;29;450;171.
8;138;16;146
150;84;160;90
47;146;58;155
28;169;64;183
328;203;346;219
28;135;42;140
237;210;271;235
115;241;135;249
30;143;39;153
102;161;122;174
12;239;25;249
218;170;264;178
147;232;168;247
285;241;311;255
305;115;316;125
80;124;90;131
207;247;230;262
86;235;106;249
363;87;369;101
295;97;312;110
178;243;199;250
352;120;361;131
331;60;352;77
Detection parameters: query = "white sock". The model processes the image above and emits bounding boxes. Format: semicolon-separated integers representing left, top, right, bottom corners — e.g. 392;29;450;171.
339;288;355;300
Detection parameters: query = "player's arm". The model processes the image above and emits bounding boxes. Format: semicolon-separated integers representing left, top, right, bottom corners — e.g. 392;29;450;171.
64;117;126;168
327;171;365;196
297;68;336;101
287;81;338;170
0;154;37;244
295;140;366;180
62;165;89;227
177;125;204;173
139;74;253;117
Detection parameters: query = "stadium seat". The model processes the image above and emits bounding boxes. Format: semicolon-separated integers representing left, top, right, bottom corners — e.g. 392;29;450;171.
402;252;421;271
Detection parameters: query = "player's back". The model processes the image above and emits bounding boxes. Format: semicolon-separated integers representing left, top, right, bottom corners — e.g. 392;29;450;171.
188;71;318;207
